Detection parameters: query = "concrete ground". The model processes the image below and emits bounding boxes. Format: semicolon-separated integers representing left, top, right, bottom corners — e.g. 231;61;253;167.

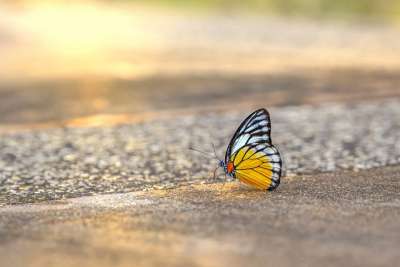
1;166;399;267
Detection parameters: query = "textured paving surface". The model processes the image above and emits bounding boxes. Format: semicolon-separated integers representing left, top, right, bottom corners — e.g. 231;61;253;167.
1;166;399;267
1;99;400;205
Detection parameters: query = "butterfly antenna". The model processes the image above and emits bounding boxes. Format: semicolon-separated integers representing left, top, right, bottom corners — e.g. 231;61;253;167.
211;142;220;160
189;146;215;159
190;145;221;180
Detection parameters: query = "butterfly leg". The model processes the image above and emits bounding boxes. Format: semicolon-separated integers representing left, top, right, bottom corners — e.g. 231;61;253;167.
221;172;228;189
211;166;220;180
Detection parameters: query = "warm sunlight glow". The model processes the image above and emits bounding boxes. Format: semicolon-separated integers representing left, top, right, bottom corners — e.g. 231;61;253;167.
0;1;166;80
1;0;400;82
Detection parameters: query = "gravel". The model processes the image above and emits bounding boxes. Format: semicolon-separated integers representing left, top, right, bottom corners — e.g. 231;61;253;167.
1;99;400;205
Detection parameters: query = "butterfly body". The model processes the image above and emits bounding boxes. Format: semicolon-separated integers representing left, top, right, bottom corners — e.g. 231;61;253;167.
221;161;235;177
221;108;282;191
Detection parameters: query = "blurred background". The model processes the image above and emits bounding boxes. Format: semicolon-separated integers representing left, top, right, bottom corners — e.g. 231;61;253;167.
1;0;400;127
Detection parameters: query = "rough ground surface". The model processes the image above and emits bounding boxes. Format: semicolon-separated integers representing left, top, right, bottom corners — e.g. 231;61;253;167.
1;166;399;267
1;99;400;205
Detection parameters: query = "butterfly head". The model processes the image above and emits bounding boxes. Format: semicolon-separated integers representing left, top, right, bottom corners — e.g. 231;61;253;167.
218;160;225;168
219;160;235;177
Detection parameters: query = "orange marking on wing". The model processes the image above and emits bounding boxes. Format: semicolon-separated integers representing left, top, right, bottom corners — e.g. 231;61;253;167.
227;162;234;173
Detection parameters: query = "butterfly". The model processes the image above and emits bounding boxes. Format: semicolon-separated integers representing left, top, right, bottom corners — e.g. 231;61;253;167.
191;109;282;191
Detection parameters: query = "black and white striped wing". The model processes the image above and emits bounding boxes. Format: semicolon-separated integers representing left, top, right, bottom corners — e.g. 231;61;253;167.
225;109;272;163
224;108;282;191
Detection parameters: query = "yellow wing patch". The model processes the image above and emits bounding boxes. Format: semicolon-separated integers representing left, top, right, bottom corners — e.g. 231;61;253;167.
235;169;272;190
230;146;275;190
233;146;249;166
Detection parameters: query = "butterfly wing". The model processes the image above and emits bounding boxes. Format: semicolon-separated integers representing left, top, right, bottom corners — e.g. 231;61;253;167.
225;109;272;163
230;144;282;190
226;109;282;191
